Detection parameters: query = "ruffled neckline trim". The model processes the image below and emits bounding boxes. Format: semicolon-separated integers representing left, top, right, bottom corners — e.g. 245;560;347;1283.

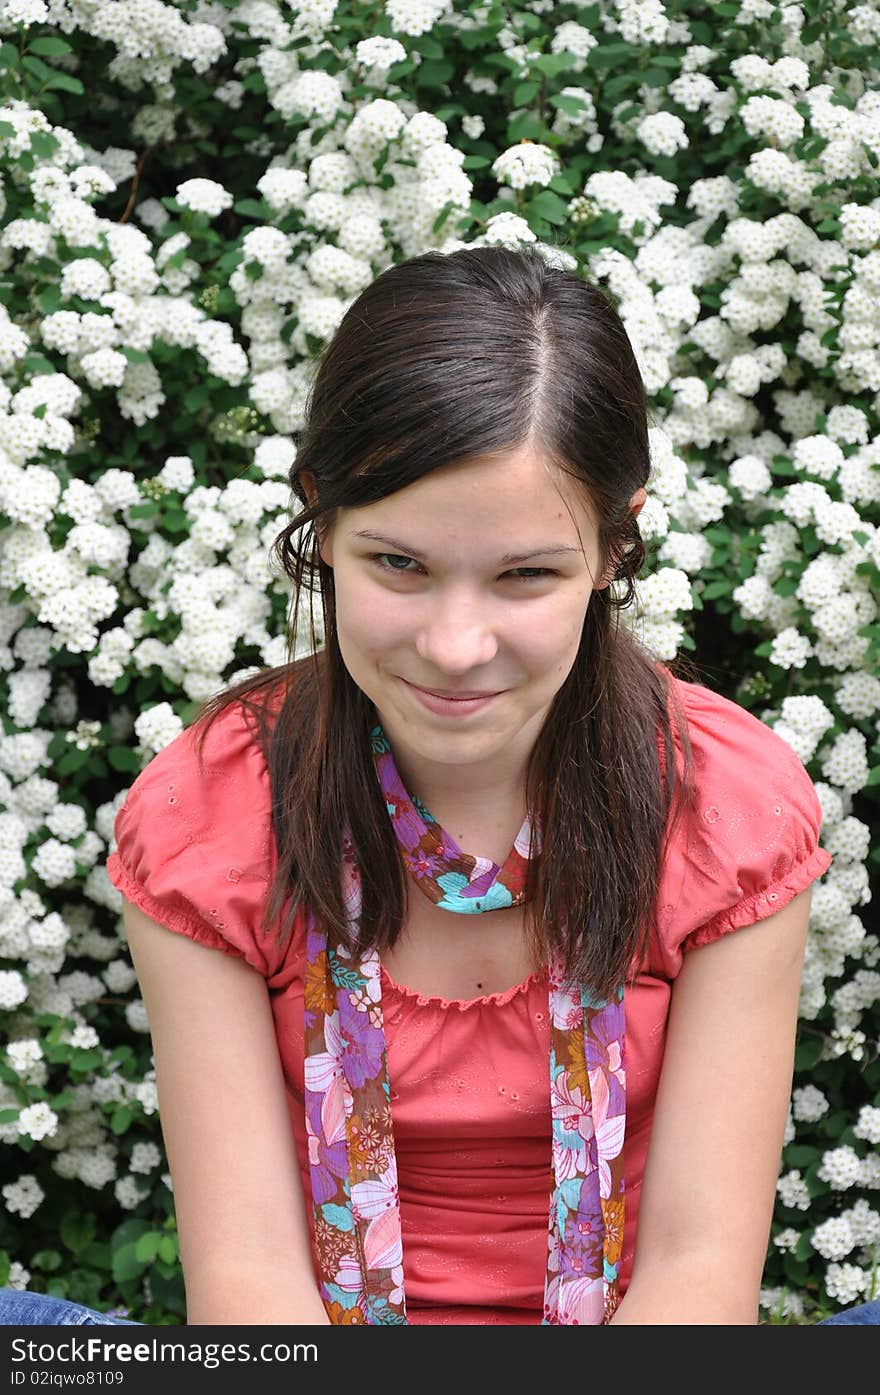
379;962;546;1012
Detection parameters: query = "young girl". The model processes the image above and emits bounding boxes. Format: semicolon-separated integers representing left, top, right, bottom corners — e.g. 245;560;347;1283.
3;245;873;1327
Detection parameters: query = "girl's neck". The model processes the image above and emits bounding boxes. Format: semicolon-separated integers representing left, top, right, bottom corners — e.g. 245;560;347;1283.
376;723;533;827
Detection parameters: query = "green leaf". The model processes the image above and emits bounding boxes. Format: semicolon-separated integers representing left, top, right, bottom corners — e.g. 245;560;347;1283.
431;198;457;234
527;190;569;225
108;746;143;774
30;130;60;158
21;54;54;83
700;580;732;600
774;577;799;597
38;285;62;314
184;385;210;411
111;1105;133;1135
111;1218;152;1249
0;1253;9;1289
416;59;455;86
531;52;578;79
589;43;636;69
513;80;540;106
795;1038;823;1076
548;174;575;196
783;1255;809;1285
56;746;90;776
79;1241;112;1272
804;1161;826;1198
22;353;56;376
31;1250;63;1272
60;1211;96;1256
163;508;190;535
29;37;74;57
784;1145;820;1168
0;120;17;138
44;72;85;96
157;1236;178;1265
135;1232;162;1263
550;93;592;119
506;111;544;144
112;1242;147;1284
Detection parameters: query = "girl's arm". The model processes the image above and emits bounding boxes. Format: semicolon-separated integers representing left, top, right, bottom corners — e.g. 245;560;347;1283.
124;900;330;1325
609;885;813;1325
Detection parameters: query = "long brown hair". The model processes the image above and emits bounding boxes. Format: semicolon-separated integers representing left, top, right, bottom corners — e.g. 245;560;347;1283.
192;244;697;999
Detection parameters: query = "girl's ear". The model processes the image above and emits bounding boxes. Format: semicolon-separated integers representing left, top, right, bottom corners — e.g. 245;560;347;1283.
297;469;334;567
595;488;648;591
298;468;319;510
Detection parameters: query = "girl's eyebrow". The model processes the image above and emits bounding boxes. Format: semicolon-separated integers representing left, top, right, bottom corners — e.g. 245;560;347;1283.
351;530;583;566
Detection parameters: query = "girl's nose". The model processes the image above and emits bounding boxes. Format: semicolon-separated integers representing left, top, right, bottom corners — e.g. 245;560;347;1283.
414;601;499;673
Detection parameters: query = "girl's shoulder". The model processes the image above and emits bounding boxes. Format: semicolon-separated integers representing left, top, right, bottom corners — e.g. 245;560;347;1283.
105;687;287;979
650;671;832;978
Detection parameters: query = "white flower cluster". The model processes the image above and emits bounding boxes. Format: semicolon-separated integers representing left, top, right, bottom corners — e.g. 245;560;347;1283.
824;1262;870;1307
637;111;688;158
811;1199;880;1263
492;142;561;191
0;0;877;1322
818;1146;865;1191
1;1173;44;1219
175;179;233;218
792;1084;830;1123
777;1169;812;1212
759;1285;805;1319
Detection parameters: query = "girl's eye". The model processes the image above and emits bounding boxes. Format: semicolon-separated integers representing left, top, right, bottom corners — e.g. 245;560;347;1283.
369;553;555;582
373;553;418;574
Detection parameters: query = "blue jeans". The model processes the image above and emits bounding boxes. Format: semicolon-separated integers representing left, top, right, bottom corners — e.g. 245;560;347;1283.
0;1288;141;1325
2;1285;880;1325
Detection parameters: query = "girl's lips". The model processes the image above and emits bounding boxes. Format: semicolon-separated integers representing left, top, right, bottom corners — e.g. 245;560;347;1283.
402;679;504;718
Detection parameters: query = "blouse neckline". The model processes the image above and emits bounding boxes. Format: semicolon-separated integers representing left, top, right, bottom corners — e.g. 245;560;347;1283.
378;961;546;1012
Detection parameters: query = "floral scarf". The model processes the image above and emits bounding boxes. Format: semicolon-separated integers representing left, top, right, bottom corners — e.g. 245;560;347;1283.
303;720;626;1325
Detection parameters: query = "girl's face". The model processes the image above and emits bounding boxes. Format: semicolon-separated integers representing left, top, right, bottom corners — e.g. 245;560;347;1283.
306;445;645;787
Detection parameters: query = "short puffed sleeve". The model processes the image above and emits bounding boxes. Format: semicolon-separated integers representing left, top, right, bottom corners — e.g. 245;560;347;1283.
105;698;288;982
652;677;833;980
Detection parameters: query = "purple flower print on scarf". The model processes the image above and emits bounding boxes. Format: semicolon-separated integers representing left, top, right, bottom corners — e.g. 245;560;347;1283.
305;1089;349;1204
337;985;386;1090
403;846;450;882
560;1191;605;1281
583;993;625;1119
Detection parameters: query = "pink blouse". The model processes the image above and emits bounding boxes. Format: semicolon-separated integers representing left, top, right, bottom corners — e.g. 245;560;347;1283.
105;673;832;1325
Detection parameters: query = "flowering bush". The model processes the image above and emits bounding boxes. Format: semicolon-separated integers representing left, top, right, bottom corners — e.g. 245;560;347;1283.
0;0;878;1323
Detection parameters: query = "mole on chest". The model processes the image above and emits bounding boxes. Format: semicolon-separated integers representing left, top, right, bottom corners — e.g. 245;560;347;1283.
380;899;534;1000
